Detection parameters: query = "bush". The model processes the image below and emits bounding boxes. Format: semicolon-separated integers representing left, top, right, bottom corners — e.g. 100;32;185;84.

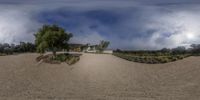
53;54;69;62
66;56;80;65
177;55;184;59
36;53;81;65
159;58;169;63
53;54;80;65
171;57;178;61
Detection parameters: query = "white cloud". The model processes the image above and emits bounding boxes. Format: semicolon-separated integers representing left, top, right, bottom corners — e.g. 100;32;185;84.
130;8;200;49
0;1;200;50
70;32;105;45
0;8;41;44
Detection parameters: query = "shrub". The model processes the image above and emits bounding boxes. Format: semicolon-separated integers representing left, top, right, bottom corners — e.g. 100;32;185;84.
170;56;178;61
53;54;69;62
36;53;80;65
177;55;184;59
66;56;80;65
159;58;169;63
113;52;190;64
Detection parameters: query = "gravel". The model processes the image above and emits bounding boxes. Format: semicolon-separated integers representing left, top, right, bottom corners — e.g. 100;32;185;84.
0;53;200;100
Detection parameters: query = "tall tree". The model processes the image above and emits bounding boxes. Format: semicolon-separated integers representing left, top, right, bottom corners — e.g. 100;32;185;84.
97;40;110;52
34;25;73;57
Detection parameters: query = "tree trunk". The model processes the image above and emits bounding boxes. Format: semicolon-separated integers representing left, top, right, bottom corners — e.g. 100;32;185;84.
53;50;56;58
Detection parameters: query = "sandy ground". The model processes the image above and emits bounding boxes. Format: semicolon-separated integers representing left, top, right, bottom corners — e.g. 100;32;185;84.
0;53;200;100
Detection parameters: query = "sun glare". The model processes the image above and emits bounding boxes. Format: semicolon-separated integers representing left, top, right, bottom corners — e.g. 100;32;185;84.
186;33;195;39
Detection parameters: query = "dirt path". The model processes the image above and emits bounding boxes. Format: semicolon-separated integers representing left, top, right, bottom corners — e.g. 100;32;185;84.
0;53;200;100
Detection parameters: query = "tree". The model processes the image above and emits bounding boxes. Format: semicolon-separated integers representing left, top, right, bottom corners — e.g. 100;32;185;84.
34;25;73;57
0;43;3;53
161;48;171;53
97;40;110;52
190;44;200;54
171;46;186;55
115;49;122;53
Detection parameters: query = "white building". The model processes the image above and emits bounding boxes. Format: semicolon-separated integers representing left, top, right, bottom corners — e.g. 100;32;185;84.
85;45;113;54
86;45;98;53
103;50;113;54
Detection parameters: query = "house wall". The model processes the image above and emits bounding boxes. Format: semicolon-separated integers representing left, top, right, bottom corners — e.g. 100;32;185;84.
86;46;113;54
86;50;97;53
103;50;113;54
69;47;82;52
86;46;97;53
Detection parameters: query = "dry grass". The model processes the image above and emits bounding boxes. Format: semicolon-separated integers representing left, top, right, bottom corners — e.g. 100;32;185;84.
0;53;200;100
113;53;191;64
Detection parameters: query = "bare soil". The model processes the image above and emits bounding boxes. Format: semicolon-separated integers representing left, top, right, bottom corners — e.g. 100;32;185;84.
0;53;200;100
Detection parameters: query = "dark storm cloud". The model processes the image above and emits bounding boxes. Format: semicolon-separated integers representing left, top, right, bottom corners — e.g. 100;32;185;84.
0;0;200;49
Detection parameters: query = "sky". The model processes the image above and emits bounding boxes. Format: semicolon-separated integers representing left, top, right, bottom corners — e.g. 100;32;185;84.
0;0;200;50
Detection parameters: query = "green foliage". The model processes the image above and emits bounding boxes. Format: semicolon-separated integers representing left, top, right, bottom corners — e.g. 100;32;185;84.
53;54;69;62
34;24;73;55
0;42;36;55
171;46;186;55
97;40;110;52
16;42;36;53
36;53;80;65
190;44;200;55
66;56;80;65
52;53;80;65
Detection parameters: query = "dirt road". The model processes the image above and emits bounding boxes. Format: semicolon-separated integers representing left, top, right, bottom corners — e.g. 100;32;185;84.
0;53;200;100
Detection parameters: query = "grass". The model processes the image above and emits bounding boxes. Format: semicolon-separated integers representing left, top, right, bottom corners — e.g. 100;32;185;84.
113;53;191;64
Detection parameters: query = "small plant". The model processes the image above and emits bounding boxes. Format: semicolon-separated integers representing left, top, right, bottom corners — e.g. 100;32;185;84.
52;54;69;62
36;53;81;65
66;56;80;65
113;52;190;64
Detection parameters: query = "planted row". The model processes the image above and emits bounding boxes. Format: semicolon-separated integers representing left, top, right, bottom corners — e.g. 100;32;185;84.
113;53;190;64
